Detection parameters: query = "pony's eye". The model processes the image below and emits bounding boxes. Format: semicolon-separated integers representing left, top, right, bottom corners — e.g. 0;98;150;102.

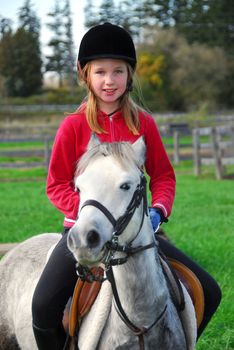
120;183;131;191
76;187;80;193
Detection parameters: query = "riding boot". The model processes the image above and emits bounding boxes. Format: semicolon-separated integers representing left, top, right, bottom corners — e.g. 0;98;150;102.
32;323;67;350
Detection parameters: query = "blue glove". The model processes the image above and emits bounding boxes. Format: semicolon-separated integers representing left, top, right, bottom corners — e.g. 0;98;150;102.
149;207;161;232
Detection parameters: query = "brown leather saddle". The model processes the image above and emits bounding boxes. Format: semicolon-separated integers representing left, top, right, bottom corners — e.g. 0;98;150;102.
67;259;204;340
162;257;205;328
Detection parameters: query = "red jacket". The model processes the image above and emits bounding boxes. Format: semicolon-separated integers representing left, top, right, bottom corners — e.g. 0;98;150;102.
46;110;176;227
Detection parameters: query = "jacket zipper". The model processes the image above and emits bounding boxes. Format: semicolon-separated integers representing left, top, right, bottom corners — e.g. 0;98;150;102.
109;115;115;141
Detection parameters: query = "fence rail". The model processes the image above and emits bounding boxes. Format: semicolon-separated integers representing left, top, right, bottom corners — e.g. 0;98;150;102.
193;125;234;179
1;124;233;179
0;136;53;169
1;124;193;169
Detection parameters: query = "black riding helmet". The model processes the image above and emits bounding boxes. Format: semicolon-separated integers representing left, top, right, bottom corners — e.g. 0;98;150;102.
78;23;137;70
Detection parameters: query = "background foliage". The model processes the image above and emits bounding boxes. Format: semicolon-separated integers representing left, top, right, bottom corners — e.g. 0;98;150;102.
0;0;234;111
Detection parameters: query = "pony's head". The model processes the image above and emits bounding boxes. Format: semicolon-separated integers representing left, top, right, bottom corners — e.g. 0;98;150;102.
67;135;147;266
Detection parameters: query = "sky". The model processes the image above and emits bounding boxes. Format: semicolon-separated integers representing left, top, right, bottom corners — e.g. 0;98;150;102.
0;0;90;56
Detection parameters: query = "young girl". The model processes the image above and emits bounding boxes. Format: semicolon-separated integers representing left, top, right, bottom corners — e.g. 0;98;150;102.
32;23;221;349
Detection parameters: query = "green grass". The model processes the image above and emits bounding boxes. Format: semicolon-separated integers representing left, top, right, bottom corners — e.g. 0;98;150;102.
0;141;45;149
162;134;193;146
0;165;233;349
0;181;62;241
0;167;47;181
0;140;53;167
165;174;234;350
0;156;43;163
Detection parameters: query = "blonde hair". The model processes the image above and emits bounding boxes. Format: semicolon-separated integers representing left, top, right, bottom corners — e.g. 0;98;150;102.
77;61;140;135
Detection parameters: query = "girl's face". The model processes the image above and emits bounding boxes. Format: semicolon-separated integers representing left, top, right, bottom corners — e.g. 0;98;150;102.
89;59;128;114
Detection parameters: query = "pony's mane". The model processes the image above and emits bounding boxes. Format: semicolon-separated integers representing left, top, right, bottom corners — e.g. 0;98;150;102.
76;142;140;175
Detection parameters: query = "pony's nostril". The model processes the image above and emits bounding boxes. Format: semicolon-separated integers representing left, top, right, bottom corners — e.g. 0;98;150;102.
67;230;78;251
87;230;100;248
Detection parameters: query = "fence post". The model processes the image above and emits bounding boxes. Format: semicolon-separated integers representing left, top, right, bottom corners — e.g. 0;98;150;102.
193;129;201;176
173;131;180;164
210;127;223;180
231;125;234;146
44;136;50;169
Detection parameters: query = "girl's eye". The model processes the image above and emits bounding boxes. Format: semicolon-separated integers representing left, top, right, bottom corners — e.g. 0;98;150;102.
120;183;131;191
115;69;124;74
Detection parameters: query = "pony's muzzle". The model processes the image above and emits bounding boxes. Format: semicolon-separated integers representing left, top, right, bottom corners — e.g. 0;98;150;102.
67;226;106;266
67;225;102;252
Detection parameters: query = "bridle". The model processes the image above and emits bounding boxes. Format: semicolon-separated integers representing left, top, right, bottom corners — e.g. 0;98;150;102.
76;172;151;274
76;172;167;349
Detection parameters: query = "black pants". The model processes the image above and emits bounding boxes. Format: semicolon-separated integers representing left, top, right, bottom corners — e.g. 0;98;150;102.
32;229;77;329
32;231;221;339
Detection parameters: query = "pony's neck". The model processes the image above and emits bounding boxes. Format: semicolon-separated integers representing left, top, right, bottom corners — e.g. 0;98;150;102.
112;221;168;326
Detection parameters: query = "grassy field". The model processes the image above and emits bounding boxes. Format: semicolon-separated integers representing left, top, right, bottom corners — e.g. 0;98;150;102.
0;162;233;349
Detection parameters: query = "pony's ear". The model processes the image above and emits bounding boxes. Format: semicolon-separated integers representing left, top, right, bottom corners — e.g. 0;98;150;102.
132;137;146;167
87;133;100;150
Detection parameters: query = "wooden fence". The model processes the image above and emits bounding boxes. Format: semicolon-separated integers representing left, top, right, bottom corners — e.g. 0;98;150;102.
0;136;53;169
1;124;233;179
193;125;234;179
0;124;192;170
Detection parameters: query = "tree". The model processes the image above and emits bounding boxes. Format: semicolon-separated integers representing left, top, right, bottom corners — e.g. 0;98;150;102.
167;0;234;108
0;31;14;96
148;0;234;55
18;0;42;85
62;0;76;91
0;28;42;96
84;0;99;29
0;1;42;97
46;0;76;88
18;0;40;39
137;52;165;87
171;43;228;110
118;0;143;41
138;26;228;110
99;0;117;24
83;0;148;41
46;0;66;87
0;15;12;37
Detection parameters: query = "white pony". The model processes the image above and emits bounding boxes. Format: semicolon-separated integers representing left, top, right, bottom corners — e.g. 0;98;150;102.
0;137;196;350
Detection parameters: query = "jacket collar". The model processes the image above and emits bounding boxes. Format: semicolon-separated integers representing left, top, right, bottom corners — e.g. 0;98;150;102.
98;109;122;120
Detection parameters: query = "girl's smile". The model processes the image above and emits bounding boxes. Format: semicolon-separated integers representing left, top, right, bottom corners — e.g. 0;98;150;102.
89;59;128;114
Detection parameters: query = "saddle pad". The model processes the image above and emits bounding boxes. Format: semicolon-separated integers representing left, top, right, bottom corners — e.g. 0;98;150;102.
180;283;197;350
72;278;196;350
78;280;113;350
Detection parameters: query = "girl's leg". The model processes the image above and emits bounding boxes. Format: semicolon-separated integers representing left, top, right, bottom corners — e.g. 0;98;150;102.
32;230;77;349
157;236;222;339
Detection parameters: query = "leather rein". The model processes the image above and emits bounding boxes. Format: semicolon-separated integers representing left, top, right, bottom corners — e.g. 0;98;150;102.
76;173;167;349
